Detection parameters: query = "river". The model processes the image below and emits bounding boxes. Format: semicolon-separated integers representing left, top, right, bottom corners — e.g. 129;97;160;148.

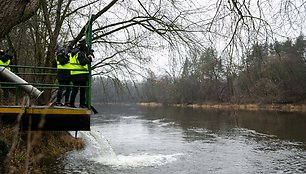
51;104;306;173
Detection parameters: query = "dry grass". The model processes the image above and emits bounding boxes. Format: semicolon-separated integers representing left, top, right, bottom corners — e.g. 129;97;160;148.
191;103;306;112
0;95;86;174
0;88;88;173
138;102;163;107
0;126;85;174
138;102;306;112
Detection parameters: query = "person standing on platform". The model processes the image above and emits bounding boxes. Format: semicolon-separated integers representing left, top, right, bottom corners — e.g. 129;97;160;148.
55;45;72;106
69;40;92;108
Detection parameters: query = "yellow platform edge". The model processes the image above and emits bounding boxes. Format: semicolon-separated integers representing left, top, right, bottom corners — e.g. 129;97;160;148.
0;106;91;115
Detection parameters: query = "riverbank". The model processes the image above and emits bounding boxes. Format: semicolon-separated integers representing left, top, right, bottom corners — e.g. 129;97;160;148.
138;102;306;112
0;125;84;174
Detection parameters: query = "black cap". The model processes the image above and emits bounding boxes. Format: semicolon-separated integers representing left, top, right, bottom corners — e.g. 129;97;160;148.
6;49;12;56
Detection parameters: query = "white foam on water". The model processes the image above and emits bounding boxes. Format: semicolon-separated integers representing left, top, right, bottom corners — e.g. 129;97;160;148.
188;127;209;133
77;130;118;160
76;130;182;169
151;118;165;123
121;115;139;119
94;153;182;168
235;128;277;138
148;118;178;127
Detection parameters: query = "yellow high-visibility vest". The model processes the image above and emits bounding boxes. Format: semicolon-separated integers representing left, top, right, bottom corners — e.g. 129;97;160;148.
0;59;11;71
69;52;88;75
55;53;73;69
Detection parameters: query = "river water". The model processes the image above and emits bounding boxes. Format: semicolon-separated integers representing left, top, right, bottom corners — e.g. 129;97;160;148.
51;104;306;173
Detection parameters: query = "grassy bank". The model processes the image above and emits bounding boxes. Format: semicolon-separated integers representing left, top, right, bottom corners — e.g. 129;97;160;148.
0;124;84;174
138;102;306;112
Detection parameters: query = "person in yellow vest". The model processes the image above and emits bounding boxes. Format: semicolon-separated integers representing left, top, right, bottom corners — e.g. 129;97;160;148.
69;40;92;108
55;45;72;106
0;49;13;103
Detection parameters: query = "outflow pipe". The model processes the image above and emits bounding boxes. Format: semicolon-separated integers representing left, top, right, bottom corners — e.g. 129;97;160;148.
0;66;43;99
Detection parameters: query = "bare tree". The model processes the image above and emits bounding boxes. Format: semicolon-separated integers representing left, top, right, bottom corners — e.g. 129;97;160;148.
3;0;306;87
0;0;40;39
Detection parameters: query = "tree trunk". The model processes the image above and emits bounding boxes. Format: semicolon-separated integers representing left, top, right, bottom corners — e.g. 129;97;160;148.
0;0;40;39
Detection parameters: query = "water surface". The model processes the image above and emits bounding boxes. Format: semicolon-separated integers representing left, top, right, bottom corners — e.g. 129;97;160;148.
52;104;306;173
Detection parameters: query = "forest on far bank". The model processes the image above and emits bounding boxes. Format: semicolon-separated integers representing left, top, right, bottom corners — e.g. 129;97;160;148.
92;34;306;105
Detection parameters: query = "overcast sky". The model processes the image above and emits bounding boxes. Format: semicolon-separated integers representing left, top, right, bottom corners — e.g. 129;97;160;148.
72;0;306;79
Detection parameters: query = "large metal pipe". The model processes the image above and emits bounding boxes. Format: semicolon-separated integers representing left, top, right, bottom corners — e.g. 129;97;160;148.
0;66;43;99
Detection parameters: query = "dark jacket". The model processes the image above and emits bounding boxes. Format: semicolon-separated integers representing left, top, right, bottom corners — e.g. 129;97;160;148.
56;52;71;81
70;48;92;82
0;55;9;63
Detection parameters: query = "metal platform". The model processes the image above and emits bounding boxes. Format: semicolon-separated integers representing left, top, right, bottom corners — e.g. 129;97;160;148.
0;106;91;131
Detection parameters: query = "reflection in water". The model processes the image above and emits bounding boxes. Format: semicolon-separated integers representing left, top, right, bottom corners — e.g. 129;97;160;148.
139;105;306;142
52;104;306;174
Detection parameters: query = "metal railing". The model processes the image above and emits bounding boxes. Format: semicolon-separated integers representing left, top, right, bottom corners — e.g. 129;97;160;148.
0;65;92;108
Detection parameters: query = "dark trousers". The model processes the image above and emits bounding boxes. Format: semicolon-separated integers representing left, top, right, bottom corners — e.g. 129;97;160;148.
56;80;71;104
70;80;87;107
